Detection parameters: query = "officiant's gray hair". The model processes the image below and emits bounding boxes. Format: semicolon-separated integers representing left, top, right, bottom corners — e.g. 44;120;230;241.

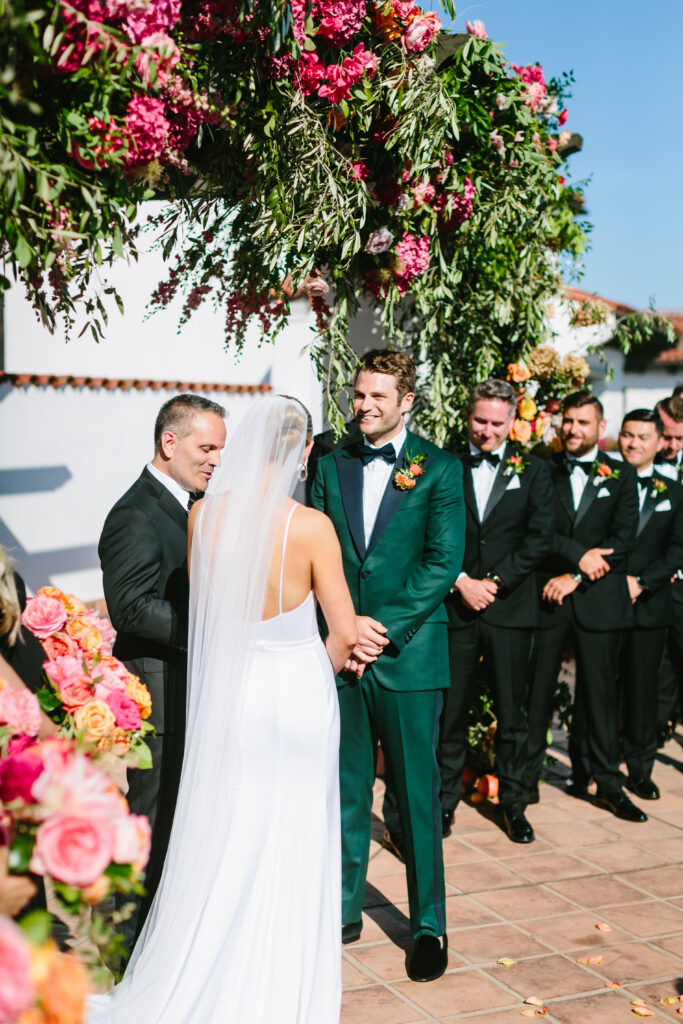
467;379;517;415
154;394;227;449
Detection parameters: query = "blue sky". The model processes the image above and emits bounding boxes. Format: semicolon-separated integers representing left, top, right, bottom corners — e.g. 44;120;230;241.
435;0;683;312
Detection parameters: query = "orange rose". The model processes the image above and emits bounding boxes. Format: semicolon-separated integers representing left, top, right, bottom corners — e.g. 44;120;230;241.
372;7;402;41
73;699;116;740
36;586;64;602
408;463;423;476
96;727;131;754
81;875;112;905
395;473;416;489
60;594;86;617
596;462;612;477
42;633;78;661
506;362;531;383
126;675;152;720
66;618;102;654
509;418;533;443
42;951;89;1024
16;1010;45;1024
517;395;537;421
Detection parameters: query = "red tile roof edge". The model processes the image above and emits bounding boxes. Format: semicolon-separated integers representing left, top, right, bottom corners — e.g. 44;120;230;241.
0;372;272;394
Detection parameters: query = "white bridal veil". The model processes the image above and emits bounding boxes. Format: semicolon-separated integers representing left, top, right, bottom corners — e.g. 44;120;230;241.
88;396;308;1023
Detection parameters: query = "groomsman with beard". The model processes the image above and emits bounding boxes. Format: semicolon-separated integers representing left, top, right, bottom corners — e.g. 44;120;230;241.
522;391;644;821
99;394;226;949
617;409;683;799
311;350;465;982
434;379;554;844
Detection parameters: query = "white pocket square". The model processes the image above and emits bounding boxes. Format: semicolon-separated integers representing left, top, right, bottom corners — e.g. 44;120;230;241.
505;475;521;490
655;499;672;512
596;487;610;498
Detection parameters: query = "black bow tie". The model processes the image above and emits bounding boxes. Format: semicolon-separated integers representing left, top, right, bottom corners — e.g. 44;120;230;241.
567;458;592;475
355;443;396;466
187;492;201;512
637;477;652;490
469;451;500;468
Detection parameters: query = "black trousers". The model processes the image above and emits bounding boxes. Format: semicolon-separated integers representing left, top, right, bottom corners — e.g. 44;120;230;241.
524;603;623;794
117;731;184;951
669;600;683;722
621;627;667;781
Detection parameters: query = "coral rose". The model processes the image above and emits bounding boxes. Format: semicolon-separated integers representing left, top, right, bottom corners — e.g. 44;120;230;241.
57;675;94;713
126;676;152;719
401;12;441;52
35;586;64;601
509;418;533;443
73;699;116;741
60;593;86;617
41;632;78;661
31;813;114;886
0;687;42;737
0;916;35;1023
81;875;112;905
21;597;67;639
395;473;416;489
99;656;129;685
506;362;531;383
105;691;142;731
409;463;423;476
42;951;89;1024
112;813;151;870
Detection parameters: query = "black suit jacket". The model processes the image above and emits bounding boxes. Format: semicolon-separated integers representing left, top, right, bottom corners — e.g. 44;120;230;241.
98;468;189;735
627;472;683;628
537;451;638;632
447;444;554;629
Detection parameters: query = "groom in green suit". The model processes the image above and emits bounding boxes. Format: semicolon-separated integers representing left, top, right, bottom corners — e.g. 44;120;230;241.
311;350;465;982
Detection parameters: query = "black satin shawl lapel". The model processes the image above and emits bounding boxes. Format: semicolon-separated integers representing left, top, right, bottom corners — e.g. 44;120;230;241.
460;457;479;522
334;450;366;560
482;446;510;522
637;485;657;537
157;482;189;534
553;458;576;523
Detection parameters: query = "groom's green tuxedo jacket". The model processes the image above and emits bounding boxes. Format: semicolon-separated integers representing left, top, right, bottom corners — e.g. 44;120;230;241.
311;429;465;692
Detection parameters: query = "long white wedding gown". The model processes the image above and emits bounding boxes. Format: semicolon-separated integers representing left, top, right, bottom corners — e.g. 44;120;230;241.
88;504;341;1023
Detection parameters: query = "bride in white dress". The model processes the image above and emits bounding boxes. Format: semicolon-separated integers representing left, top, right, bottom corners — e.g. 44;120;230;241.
88;397;357;1024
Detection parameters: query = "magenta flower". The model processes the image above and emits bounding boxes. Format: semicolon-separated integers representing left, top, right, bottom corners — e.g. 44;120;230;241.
316;0;366;47
123;94;169;167
394;232;430;292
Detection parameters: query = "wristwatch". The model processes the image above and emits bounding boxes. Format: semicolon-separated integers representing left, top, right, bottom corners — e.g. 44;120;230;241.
570;571;583;583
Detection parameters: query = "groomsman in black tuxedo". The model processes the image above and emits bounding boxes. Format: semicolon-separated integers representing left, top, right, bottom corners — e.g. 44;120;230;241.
99;394;226;948
523;391;643;821
617;409;683;799
436;380;554;844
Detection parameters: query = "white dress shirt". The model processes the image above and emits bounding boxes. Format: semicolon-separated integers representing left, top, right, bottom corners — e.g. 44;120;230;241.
469;441;506;521
657;451;682;482
362;425;407;547
568;445;598;510
637;466;654;511
146;462;191;510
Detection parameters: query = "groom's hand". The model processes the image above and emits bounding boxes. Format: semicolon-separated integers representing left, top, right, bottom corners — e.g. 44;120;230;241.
353;616;389;660
456;576;498;612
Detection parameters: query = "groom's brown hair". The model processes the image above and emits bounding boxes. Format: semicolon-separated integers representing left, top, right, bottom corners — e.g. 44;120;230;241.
356;350;416;399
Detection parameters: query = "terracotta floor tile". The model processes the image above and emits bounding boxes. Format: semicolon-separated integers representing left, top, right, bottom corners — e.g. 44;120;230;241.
522;911;632;951
393;968;513;1017
347;941;411;981
598;899;683;938
444;860;528;894
539;821;616;848
341;985;427;1023
445;894;503;929
458;830;554;860
525;801;578;826
578;841;669;872
629;979;683;1008
442;838;489;865
358;906;411;944
365;872;410;907
653;932;683;957
342;956;374;989
448;922;552;964
600;816;682;841
571;941;680;984
547;992;640;1024
471;884;576;921
488;954;607;1000
442;1012;535;1023
503;852;599;883
367;847;408;877
614;865;683;899
547;875;642;907
637;837;683;862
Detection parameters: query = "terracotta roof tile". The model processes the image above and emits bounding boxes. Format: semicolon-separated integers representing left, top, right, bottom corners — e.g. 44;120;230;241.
0;372;272;394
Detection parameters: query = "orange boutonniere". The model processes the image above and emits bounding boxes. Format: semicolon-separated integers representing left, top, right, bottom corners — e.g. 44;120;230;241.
394;451;426;490
651;478;667;498
592;460;620;485
503;454;529;477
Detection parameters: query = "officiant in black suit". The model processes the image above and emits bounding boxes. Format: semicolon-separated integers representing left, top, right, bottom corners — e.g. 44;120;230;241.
99;394;226;948
436;379;554;845
522;391;642;822
617;409;683;798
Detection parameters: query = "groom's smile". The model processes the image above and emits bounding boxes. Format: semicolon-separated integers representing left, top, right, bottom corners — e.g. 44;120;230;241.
353;370;414;447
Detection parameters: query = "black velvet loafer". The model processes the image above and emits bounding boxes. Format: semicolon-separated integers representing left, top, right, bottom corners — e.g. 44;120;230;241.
341;921;362;945
441;809;455;837
407;934;448;982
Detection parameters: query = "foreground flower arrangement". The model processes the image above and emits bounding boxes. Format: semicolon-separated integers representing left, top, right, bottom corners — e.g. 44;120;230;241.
506;346;590;451
21;588;153;770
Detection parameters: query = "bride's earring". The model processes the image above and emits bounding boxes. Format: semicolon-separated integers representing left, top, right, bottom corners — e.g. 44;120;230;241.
297;463;308;483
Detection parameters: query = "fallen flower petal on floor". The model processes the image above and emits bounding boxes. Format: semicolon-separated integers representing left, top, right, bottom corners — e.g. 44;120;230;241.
577;955;605;965
524;996;545;1006
661;997;678;1005
632;1010;654;1018
605;981;620;989
498;957;517;967
595;922;612;931
521;1011;537;1019
631;1000;649;1007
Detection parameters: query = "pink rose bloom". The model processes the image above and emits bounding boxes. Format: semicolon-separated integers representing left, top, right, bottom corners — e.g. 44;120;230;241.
0;747;44;803
112;814;151;870
465;19;487;39
315;0;366;47
489;129;505;155
392;0;419;17
523;80;546;111
105;691;142;731
93;663;127;702
364;227;394;254
401;12;441;53
123;94;169;168
0;687;41;737
304;277;330;299
58;674;94;712
394;232;430;293
82;610;115;654
33;746;125;822
42;632;79;661
43;654;83;691
412;180;435;208
0;916;35;1023
350;162;368;181
135;31;180;87
31;813;114;887
21;596;67;639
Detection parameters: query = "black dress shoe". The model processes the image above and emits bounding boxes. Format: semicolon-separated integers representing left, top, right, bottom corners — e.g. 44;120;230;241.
406;933;448;982
442;809;455;837
527;784;540;805
502;809;535;844
341;921;362;944
626;777;660;800
595;789;647;822
565;778;591;798
381;828;406;863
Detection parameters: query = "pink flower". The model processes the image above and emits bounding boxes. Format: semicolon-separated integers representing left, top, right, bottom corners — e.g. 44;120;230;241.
315;0;366;47
394;232;430;293
105;691;142;731
344;44;378;79
57;674;95;712
31;813;115;887
32;745;125;822
0;687;41;737
495;93;509;110
435;175;475;229
111;814;151;870
0;916;35;1024
134;31;180;86
123;94;169;168
93;663;127;702
523;80;546;111
514;131;524;142
303;277;330;299
401;11;440;52
21;596;67;639
489;129;505;156
42;632;79;661
557;108;569;126
412;180;435;207
0;746;44;803
115;0;181;43
547;137;558;152
44;654;83;689
296;50;326;96
351;162;368;181
364;227;394;254
465;18;487;39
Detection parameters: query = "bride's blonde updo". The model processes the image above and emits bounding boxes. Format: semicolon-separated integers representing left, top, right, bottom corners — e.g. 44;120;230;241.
277;396;313;451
